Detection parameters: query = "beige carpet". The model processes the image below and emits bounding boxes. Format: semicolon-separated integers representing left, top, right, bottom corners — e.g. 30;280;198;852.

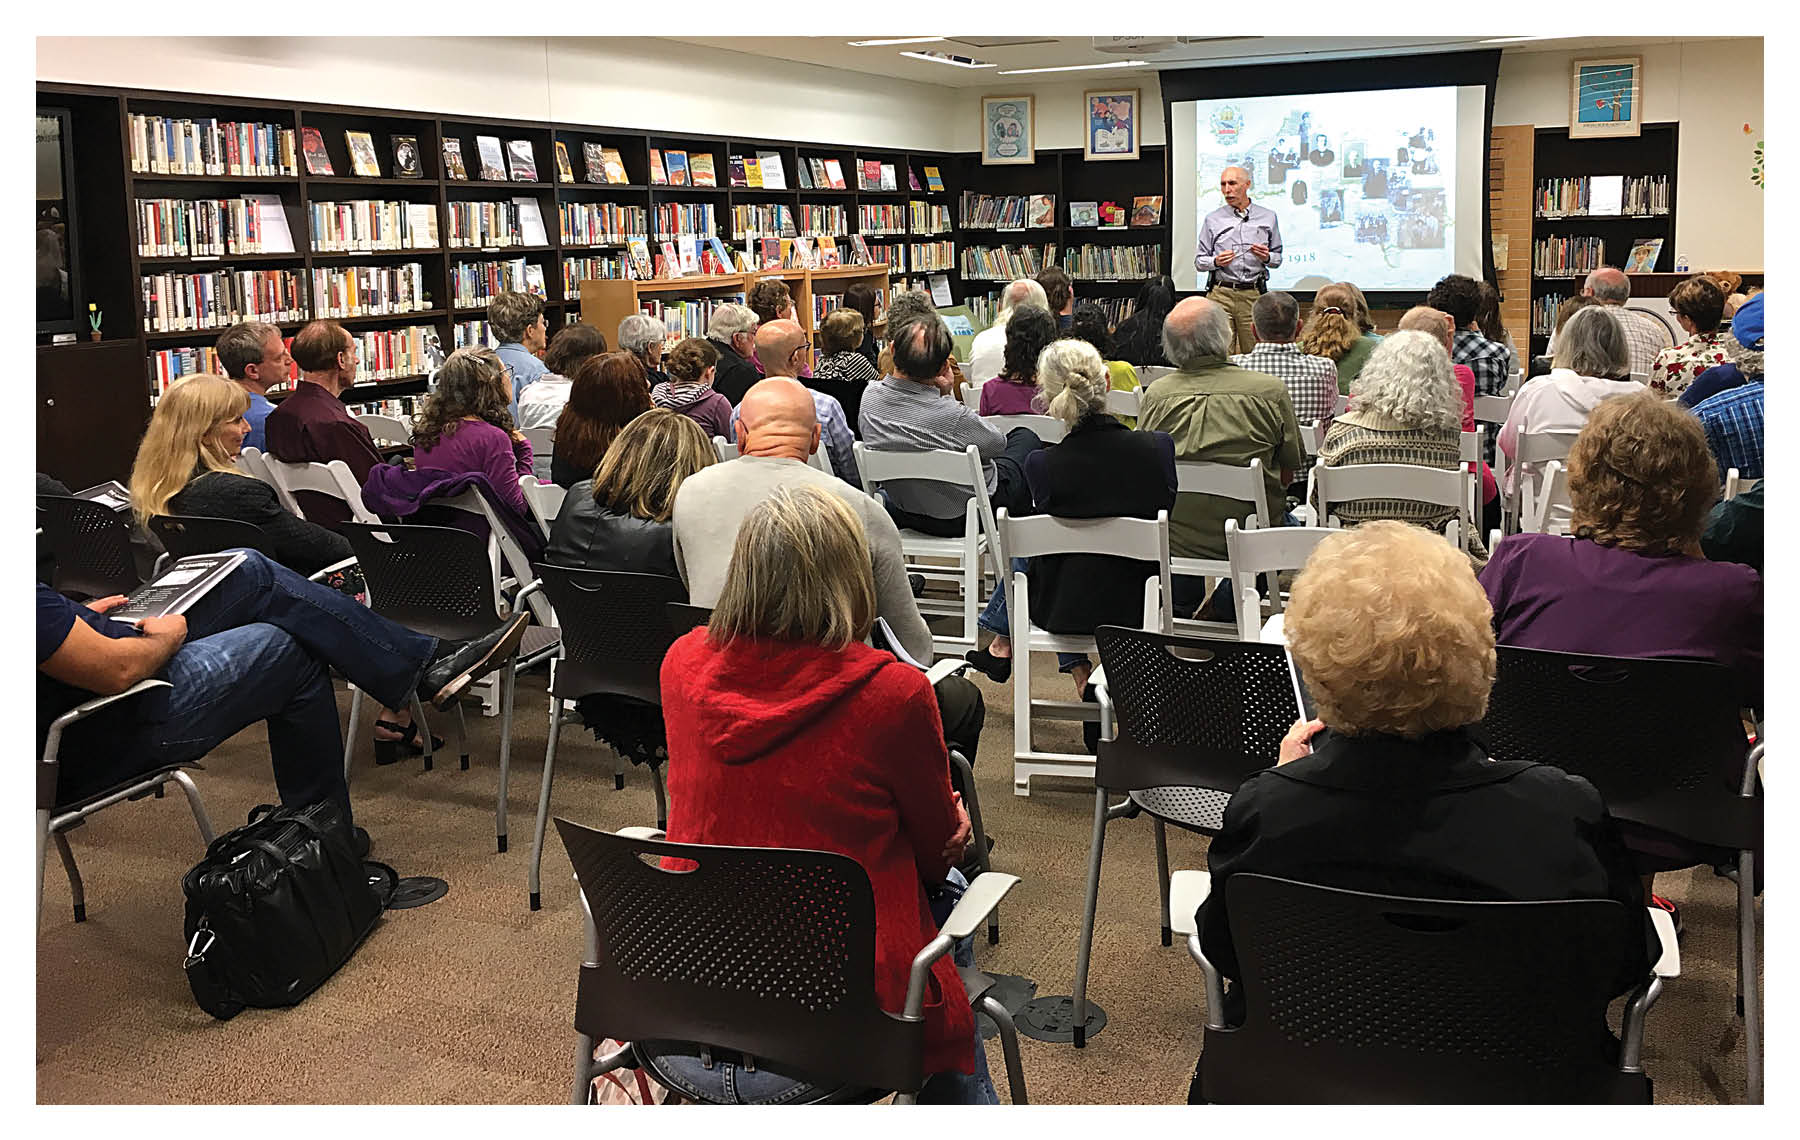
36;656;1760;1104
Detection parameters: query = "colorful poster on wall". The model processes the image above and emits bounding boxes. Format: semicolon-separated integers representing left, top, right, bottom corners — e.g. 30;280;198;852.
1570;57;1642;138
981;95;1035;165
1085;89;1140;162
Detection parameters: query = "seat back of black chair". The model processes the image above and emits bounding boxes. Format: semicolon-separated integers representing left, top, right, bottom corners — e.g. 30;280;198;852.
38;495;141;600
149;515;273;560
536;565;687;705
1479;647;1756;849
340;522;502;642
665;601;714;641
1203;874;1650;1104
556;819;925;1093
1094;625;1297;795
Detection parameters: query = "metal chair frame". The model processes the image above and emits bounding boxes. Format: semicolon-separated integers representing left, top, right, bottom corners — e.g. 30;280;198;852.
1171;459;1271;635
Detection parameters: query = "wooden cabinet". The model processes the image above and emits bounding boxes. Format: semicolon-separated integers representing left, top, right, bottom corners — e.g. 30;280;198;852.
37;339;150;489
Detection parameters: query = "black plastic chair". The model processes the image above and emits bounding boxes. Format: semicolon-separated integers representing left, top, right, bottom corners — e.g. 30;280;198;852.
557;819;1024;1104
38;495;141;601
664;601;713;640
1067;625;1297;1047
526;566;688;911
1185;874;1663;1104
148;514;272;560
1478;646;1763;1103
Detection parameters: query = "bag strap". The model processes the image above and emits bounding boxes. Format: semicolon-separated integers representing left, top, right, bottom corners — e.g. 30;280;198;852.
184;924;244;1021
365;860;400;908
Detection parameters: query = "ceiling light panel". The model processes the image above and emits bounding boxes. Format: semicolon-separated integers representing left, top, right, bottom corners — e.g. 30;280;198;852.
900;50;995;69
996;60;1150;75
946;38;1060;49
846;37;946;47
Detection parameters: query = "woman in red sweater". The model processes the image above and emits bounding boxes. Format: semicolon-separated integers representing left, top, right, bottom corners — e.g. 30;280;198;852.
655;484;992;1104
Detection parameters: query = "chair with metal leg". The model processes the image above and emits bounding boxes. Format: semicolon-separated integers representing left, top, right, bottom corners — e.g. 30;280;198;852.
557;820;1025;1105
1170;460;1271;634
37;495;142;601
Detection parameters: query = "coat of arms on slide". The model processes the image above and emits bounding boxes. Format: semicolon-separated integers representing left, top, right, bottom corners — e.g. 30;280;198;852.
1210;105;1244;147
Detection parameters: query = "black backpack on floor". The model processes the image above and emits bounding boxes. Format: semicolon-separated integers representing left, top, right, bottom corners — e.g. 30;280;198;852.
181;800;395;1020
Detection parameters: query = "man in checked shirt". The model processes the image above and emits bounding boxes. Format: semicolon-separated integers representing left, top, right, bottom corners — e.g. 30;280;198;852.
1229;291;1339;427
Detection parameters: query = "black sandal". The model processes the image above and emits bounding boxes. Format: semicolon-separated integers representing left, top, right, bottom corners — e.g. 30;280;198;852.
373;719;445;766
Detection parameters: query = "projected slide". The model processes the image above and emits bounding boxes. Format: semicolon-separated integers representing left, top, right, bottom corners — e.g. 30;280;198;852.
1187;86;1459;291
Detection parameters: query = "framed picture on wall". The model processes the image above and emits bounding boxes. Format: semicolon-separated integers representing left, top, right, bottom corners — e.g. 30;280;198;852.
1570;56;1643;138
981;95;1035;165
1084;88;1140;161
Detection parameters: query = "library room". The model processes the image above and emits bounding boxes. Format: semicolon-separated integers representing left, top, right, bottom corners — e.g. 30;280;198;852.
32;26;1770;1113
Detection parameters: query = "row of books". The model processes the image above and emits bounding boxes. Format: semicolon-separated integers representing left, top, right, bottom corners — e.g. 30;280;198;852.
451;259;547;310
730;204;795;239
813;288;887;326
858;204;907;235
960;244;1059;281
641;295;747;345
309;264;434;319
344;395;424;420
559;202;649;245
454;320;500;350
651;203;719;241
310;200;439;252
1060;244;1162;280
1532;236;1606;277
570;143;631;185
1530;292;1575;336
910;201;953;234
141;268;307;332
959;193;1056;230
797;204;848;237
135;195;295;257
439;135;538;183
446;199;549;249
286;326;436;384
1069;198;1163;227
909;241;955;273
1534;174;1672;217
148;343;226;394
128;115;297;177
563;253;629;292
1084;296;1137;331
864;244;902;271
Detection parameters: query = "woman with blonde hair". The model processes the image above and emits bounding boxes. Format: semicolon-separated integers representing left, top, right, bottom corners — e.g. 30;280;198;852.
1188;520;1653;1095
1299;281;1382;393
655;484;992;1103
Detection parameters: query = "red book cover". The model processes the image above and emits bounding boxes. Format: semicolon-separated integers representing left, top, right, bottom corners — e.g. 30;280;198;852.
862;160;881;190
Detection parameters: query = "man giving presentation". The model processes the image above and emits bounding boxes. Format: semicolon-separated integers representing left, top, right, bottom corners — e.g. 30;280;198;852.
1195;165;1283;353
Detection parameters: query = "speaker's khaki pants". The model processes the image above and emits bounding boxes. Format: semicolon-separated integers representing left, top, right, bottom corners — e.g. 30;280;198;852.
1209;284;1260;354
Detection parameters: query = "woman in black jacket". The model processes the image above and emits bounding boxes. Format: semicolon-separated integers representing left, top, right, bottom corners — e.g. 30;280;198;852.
1110;273;1176;368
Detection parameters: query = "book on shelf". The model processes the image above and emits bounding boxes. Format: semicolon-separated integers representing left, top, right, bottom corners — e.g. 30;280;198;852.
1069;201;1100;228
128;116;298;177
756;151;787;190
707;235;735;273
406;203;438;248
908;167;922;191
810;157;829;188
582;143;607;183
796;160;813;190
666;150;689;186
1588;174;1623;217
1624;237;1664;273
689;153;718;188
523;263;546;295
849;234;872;266
728;155;748;187
391;135;422;179
474;136;507;181
825;159;847;190
929;274;952;307
924;165;944;192
760;237;782;270
659;240;682;277
818;234;841;268
301;127;333;176
1027;195;1056;228
600;147;630;185
779;238;796;268
879;163;897;192
514;197;549;246
677;234;701;276
626;237;653;279
554;141;575;184
648;149;668;185
744;155;764;188
442;138;469;180
345;131;381;177
860;159;880;190
505;139;538;182
1131;196;1164;226
1099;201;1126;226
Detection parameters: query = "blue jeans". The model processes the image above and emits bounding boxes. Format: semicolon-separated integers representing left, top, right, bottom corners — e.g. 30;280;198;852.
977;558;1090;673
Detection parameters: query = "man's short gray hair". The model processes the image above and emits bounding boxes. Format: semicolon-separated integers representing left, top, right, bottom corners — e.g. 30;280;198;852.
1251;291;1301;342
1553;306;1632;379
706;302;758;345
1161;299;1234;368
1583;267;1631;304
215;321;281;380
884;289;938;340
998;278;1048;323
617;314;666;357
1348;329;1461;435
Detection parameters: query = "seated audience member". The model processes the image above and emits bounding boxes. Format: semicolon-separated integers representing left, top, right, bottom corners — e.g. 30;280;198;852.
1534;293;1600;374
1037;266;1075;330
1475;279;1521;378
1137;297;1302;617
408;347;536;526
1310;331;1488;560
966;278;1049;385
977;304;1058;416
1300;282;1382;394
1582;266;1672;377
652;337;733;441
488;291;550;418
878;290;971;398
1498;306;1644;532
964;341;1175;722
704;303;762;405
655;485;992;1104
1111;274;1176;369
215;320;293;452
1704;270;1747;320
132;375;351;577
746;278;811;378
1193;521;1652;1094
1229;291;1339;426
1066;302;1141;426
617;313;670;389
1683;290;1764;410
860;317;1042;538
262;319;385;529
1702;480;1764;575
548;352;653;489
743;319;857;484
518;322;609;482
1427;273;1511;396
1396;305;1499;527
842;280;882;367
1649;276;1735;400
38;547;528;849
811;309;881;433
673;378;984;761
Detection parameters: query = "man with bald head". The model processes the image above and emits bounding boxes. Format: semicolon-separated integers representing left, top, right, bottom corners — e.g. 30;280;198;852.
671;375;987;759
1581;265;1673;378
740;318;859;485
1196;164;1283;354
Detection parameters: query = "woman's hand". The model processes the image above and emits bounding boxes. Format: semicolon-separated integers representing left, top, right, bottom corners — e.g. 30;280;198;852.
509;430;528;446
941;793;973;865
1278;718;1327;765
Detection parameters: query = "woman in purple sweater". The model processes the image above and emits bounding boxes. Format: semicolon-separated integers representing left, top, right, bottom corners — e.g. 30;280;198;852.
977;304;1058;417
410;347;535;523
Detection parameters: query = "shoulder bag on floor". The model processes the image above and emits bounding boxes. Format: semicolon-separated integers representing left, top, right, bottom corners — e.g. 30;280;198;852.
181;800;395;1021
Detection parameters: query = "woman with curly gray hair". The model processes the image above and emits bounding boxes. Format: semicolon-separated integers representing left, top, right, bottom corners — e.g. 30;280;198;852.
1311;329;1485;558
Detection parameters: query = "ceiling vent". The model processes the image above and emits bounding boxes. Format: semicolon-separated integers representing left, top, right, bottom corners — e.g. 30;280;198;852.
947;38;1060;49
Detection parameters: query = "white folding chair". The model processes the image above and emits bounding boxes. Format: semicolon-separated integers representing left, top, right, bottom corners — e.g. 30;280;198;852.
521;426;555;456
1298;420;1330;456
1459;426;1486;529
1471;394;1513;426
1529;460;1573;535
1314;460;1475;552
806;445;833;474
1105;388;1140;420
261;457;381;526
1136;365;1176;386
998;509;1172;796
959;381;984;412
712;435;739;462
1172;459;1272;634
1508;429;1579;537
1331;393;1350;416
1724;468;1759;501
236;447;293;510
1223;517;1335;642
853;442;999;659
983;413;1067;444
1504;368;1524;396
356;413;412;446
519;474;566;540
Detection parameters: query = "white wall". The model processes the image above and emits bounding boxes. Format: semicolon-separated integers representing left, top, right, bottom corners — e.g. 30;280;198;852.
1493;38;1763;270
953;73;1167;153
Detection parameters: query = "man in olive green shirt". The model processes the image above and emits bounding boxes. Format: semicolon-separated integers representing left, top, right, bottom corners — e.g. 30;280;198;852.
1138;297;1302;614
